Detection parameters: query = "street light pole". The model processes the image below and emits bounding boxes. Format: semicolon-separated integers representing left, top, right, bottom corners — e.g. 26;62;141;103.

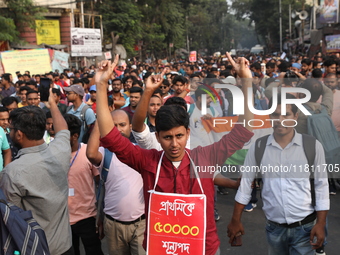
279;0;282;53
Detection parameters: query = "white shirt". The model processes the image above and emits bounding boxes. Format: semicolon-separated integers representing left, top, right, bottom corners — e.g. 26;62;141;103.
98;147;144;221
132;124;190;150
236;131;329;224
189;104;219;149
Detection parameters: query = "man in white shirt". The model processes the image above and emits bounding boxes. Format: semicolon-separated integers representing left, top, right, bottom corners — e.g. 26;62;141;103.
87;111;145;255
227;93;329;255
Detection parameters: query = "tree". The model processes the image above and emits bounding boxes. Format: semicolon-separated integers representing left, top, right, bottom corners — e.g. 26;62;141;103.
96;0;143;56
0;0;46;42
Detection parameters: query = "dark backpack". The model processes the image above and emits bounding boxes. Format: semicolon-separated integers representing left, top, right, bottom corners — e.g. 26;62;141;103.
0;189;50;255
96;149;113;225
304;104;340;168
67;104;94;143
254;134;317;206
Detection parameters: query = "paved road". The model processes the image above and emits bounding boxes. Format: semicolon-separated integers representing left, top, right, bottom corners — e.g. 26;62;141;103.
82;182;340;255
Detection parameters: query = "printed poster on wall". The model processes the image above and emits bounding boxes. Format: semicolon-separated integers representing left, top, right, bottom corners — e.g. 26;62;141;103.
71;28;102;57
0;49;52;75
35;20;61;45
325;34;340;53
319;0;339;23
51;50;70;72
147;191;206;255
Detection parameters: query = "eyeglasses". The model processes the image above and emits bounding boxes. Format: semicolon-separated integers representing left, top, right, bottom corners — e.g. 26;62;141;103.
112;83;121;86
66;92;75;95
160;86;168;89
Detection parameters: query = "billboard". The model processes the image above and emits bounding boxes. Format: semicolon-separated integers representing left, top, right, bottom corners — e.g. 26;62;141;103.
319;0;339;24
0;49;52;75
325;34;340;53
71;28;102;57
35;20;61;45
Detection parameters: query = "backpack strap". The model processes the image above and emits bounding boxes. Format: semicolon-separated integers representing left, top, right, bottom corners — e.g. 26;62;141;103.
80;104;91;125
254;135;270;168
66;105;72;113
301;134;316;207
210;106;215;116
102;148;113;182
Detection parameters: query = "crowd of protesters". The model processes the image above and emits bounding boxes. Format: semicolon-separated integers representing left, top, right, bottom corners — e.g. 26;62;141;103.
0;50;339;255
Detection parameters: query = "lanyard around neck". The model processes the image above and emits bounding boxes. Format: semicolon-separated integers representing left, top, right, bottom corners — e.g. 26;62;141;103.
70;143;81;168
153;151;204;194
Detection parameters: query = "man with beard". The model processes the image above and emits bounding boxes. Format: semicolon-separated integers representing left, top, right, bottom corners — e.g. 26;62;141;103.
111;78;126;109
146;95;162;132
0;107;17;160
43;111;55;144
86;111;145;255
164;75;193;104
122;87;143;119
0;93;74;254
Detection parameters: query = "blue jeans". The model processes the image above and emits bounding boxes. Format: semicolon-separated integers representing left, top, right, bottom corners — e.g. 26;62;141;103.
265;220;315;255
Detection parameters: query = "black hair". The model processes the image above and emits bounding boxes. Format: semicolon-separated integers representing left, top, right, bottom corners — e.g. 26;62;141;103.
162;79;170;86
26;90;39;97
283;70;299;85
153;88;162;96
155;105;189;132
63;114;81;136
251;62;261;71
9;106;46;140
129;86;143;96
266;62;276;69
323;58;336;67
301;78;323;102
73;78;84;86
311;68;323;79
1;74;11;82
19;86;31;93
46;111;52;119
112;78;122;84
301;58;312;66
268;93;298;115
0;106;9;113
172;75;188;85
52;88;61;97
2;97;19;107
277;60;289;72
190;73;200;78
203;78;221;86
164;97;188;111
219;70;230;78
123;75;137;84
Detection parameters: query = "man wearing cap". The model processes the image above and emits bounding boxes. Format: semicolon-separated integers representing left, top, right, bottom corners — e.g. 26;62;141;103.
87;85;97;113
64;85;96;142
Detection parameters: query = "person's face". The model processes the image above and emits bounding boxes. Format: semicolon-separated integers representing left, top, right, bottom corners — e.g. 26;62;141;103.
112;110;131;138
27;93;40;106
326;64;336;74
19;89;28;103
54;76;59;81
301;63;309;72
112;81;122;93
156;126;190;162
24;76;30;82
46;117;55;136
124;79;133;91
198;94;212;108
148;97;162;118
253;76;260;85
190;77;200;91
324;76;338;90
6;102;18;113
90;91;96;101
9;123;22;149
160;84;170;95
35;76;41;83
66;91;77;102
266;66;273;75
220;65;226;71
186;67;193;75
75;73;81;78
270;104;298;137
0;111;9;130
172;82;185;95
129;92;141;108
291;67;300;73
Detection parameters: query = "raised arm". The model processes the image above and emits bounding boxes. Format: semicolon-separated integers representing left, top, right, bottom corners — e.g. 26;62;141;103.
132;69;167;132
95;55;119;137
45;88;68;132
226;52;253;132
86;121;103;166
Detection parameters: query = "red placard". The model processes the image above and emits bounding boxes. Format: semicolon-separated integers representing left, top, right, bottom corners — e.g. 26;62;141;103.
147;191;206;255
189;51;197;62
